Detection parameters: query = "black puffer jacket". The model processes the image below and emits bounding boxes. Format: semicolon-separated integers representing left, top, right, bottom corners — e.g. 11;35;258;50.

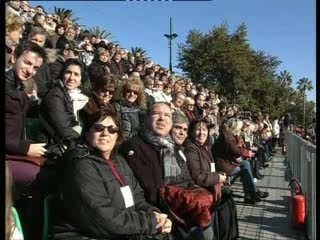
114;99;145;140
52;145;159;240
39;81;79;145
5;70;31;155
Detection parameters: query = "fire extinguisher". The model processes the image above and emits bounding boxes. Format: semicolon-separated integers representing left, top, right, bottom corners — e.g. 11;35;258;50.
288;179;306;229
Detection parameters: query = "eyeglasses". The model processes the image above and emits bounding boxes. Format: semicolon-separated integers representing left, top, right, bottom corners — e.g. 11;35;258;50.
93;124;119;134
126;89;139;95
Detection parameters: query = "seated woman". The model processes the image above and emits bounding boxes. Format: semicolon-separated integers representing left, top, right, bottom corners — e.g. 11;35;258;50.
183;118;227;192
212;118;269;204
51;105;172;240
114;78;146;140
39;59;84;147
79;74;118;128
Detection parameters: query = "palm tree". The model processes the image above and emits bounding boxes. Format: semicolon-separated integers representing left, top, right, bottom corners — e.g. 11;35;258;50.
277;70;293;86
130;47;150;63
88;26;112;40
54;7;81;25
296;77;313;126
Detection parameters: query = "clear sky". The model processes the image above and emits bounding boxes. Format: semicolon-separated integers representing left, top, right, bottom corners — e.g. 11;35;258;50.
30;0;316;102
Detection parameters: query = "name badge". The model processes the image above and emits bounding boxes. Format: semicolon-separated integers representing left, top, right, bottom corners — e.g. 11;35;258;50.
210;163;216;172
179;150;186;162
120;186;134;208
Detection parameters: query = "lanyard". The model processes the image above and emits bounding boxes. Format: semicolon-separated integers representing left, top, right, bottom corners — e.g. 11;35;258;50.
105;159;125;187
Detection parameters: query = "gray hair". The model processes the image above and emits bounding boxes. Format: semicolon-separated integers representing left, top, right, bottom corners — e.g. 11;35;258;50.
28;26;47;38
172;111;189;126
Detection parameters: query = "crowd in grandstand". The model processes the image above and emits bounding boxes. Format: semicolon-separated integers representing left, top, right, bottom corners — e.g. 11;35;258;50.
6;1;303;240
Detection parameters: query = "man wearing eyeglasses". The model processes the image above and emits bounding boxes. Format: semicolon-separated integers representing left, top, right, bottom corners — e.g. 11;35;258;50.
121;103;216;239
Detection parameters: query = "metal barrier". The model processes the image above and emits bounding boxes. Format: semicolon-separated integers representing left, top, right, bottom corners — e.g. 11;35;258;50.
284;130;316;240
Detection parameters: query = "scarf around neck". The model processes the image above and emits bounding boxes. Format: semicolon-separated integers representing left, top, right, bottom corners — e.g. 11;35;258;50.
140;128;181;185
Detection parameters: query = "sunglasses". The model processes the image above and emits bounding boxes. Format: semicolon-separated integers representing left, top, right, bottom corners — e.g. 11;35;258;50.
100;89;114;95
93;124;119;134
29;10;35;13
126;89;139;95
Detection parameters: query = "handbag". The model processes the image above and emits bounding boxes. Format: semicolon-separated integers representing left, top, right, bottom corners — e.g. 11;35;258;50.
160;183;223;229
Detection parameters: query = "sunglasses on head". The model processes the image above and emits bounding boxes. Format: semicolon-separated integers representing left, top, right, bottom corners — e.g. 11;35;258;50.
93;124;119;134
126;89;139;95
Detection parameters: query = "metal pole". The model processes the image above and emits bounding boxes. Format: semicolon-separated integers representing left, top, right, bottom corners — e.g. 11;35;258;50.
164;17;178;73
303;92;306;127
169;18;172;72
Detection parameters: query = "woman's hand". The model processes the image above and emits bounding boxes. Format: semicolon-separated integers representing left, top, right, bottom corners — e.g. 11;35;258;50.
27;143;47;157
153;212;172;234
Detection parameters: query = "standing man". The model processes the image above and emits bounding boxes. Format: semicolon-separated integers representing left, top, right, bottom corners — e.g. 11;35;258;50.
6;41;47;157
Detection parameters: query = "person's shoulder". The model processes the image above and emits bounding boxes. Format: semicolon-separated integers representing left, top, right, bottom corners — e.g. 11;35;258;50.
182;138;195;149
119;135;145;154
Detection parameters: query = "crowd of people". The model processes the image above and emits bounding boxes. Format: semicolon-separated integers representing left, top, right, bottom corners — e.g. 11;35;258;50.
6;1;299;240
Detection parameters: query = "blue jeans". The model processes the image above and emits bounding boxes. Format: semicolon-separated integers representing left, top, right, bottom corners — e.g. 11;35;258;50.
230;160;256;193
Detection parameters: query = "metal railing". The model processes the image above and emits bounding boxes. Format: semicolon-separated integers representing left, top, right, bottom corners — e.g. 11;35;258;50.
284;130;316;240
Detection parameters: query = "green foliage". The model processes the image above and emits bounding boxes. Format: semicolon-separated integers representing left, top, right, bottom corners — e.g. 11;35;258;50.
88;26;112;40
54;7;81;25
177;22;314;124
130;47;150;62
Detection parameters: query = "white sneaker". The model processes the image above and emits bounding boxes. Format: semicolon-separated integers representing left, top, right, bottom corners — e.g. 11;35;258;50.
253;178;258;183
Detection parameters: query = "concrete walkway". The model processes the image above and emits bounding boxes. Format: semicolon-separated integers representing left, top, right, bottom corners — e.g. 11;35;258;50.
232;147;306;240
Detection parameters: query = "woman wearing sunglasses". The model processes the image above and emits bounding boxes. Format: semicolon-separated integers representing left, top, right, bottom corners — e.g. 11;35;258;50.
51;105;172;240
114;78;146;140
79;74;118;129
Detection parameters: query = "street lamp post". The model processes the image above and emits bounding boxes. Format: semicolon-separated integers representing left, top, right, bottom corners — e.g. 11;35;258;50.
164;17;178;73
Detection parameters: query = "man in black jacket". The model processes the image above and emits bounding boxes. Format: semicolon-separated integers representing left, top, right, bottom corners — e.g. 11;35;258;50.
6;41;47;157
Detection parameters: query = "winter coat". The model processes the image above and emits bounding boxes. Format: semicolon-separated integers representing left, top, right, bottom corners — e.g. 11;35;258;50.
33;62;53;99
120;136;194;207
211;126;243;175
39;81;80;146
49;55;65;83
183;109;196;123
183;138;220;190
114;99;144;140
88;60;111;87
5;70;31;155
51;145;159;240
109;59;126;77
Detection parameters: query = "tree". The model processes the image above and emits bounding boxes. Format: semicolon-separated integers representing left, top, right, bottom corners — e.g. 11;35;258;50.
54;7;81;25
296;78;313;126
88;26;112;40
130;47;150;63
277;70;293;86
177;23;283;115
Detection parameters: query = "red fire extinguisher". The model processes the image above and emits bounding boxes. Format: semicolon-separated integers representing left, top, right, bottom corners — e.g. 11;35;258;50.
288;179;306;229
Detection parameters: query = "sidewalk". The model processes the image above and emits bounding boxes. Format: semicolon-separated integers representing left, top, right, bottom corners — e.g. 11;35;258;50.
232;148;306;239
